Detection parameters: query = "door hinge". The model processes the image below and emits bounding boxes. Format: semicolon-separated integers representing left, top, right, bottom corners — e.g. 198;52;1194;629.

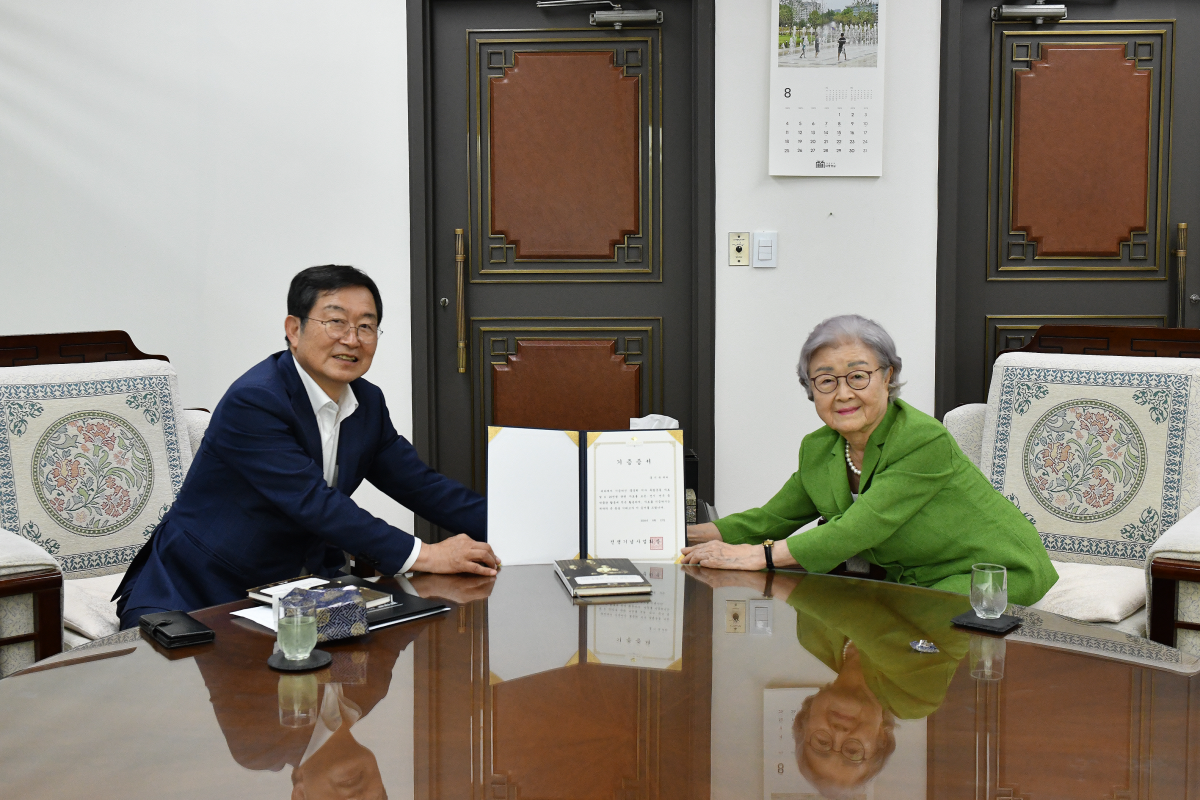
991;2;1067;24
536;1;662;29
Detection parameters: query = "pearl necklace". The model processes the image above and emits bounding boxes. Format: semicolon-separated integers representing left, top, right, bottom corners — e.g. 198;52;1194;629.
845;441;862;476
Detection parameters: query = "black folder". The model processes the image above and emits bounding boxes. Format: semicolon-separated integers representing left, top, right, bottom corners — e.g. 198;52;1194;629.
366;592;450;630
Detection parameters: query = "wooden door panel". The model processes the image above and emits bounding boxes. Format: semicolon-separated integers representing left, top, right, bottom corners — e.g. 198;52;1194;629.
474;320;659;487
988;24;1172;278
937;5;1198;413
416;1;712;527
491;339;641;431
468;31;662;281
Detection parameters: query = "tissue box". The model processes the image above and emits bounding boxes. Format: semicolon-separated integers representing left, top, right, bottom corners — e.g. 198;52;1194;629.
286;586;369;643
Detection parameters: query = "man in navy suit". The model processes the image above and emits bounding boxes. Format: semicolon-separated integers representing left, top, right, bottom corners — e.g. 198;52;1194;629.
114;265;497;629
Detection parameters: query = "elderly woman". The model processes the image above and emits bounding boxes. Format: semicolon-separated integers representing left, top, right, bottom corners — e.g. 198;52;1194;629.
682;314;1057;605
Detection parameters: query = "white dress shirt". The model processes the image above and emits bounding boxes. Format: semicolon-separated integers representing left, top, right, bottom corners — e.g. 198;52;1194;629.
294;357;421;573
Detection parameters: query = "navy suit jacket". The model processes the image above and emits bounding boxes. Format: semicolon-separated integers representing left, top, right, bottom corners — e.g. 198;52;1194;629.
114;351;485;627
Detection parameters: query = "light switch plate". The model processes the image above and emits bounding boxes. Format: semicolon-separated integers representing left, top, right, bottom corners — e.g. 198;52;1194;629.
729;232;750;266
747;599;772;635
752;231;778;268
725;599;747;633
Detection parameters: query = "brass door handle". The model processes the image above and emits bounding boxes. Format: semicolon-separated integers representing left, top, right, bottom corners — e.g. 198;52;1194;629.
1176;223;1188;328
455;228;467;373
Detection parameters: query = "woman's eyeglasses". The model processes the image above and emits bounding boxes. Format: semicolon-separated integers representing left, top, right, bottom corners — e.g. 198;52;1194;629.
808;729;867;763
808;366;885;394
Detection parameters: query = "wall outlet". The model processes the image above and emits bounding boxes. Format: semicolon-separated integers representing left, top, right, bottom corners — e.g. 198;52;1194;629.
752;231;778;268
725;599;747;633
729;232;750;266
747;599;773;635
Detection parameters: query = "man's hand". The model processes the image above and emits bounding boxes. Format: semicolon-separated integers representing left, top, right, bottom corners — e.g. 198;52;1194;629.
679;540;766;570
686;522;722;544
412;534;500;576
408;573;497;605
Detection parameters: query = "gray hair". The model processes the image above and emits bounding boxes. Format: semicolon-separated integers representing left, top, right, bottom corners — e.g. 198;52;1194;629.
796;315;904;401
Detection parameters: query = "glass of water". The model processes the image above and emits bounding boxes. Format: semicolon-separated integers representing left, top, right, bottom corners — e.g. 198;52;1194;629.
970;563;1008;619
278;674;319;727
277;590;318;661
969;634;1006;681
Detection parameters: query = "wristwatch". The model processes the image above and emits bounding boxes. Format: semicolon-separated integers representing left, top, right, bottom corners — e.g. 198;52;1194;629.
763;539;776;571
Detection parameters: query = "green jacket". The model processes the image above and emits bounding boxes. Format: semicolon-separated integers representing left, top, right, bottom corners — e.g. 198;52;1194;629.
716;400;1058;605
786;576;971;719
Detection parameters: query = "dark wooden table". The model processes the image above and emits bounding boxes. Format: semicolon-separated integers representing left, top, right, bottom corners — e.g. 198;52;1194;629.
3;565;1199;799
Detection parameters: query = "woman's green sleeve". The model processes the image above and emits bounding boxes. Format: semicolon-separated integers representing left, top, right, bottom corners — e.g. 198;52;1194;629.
713;463;820;545
784;434;955;573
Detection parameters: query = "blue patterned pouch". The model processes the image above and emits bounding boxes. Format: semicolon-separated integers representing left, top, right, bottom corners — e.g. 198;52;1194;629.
301;586;369;643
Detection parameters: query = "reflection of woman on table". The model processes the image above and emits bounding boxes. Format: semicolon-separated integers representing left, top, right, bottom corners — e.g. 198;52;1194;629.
682;315;1057;605
688;568;970;798
789;575;970;796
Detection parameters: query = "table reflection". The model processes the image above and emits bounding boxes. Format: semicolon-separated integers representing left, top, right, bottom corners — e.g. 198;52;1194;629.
6;565;1192;799
194;619;419;782
290;683;385;800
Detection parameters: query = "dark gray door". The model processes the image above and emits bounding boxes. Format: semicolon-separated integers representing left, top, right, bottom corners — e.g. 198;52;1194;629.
937;2;1200;411
408;1;714;537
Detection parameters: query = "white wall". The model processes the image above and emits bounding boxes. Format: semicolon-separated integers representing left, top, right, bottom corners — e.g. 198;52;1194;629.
0;0;943;524
712;0;942;517
0;0;414;529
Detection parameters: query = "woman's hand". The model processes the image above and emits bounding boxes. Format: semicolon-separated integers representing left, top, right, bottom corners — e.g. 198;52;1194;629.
680;541;766;570
687;522;722;544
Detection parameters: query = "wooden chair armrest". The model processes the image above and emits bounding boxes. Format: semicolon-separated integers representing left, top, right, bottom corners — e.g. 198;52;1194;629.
1148;557;1200;647
0;568;63;662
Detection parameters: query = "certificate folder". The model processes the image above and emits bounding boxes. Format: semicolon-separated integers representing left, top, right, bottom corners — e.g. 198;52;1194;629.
487;427;686;566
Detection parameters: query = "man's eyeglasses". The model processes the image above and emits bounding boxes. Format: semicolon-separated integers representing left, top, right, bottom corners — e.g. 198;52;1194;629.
808;730;867;763
306;317;383;343
808;366;885;394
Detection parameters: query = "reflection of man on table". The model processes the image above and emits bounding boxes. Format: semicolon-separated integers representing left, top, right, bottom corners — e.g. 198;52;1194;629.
115;265;498;628
688;569;969;798
194;616;420;797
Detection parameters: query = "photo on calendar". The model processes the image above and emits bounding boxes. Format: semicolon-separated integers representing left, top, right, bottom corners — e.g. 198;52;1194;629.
777;1;880;68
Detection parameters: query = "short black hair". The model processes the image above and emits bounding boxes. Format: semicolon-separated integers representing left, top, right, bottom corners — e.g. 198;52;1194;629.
287;265;384;325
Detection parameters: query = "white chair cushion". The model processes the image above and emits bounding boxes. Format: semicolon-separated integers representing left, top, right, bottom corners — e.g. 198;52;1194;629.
0;526;59;576
0;359;192;578
1030;560;1146;623
943;403;986;469
62;572;123;641
982;351;1200;567
181;408;211;456
1110;607;1147;638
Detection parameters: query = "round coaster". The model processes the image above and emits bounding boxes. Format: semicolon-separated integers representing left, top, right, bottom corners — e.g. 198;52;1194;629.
268;648;332;672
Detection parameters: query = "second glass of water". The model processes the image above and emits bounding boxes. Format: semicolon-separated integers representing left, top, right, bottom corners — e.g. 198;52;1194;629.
970;563;1008;619
277;591;318;661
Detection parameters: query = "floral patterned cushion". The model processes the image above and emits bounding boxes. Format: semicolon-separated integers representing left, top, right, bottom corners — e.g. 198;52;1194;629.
982;352;1200;568
0;360;192;578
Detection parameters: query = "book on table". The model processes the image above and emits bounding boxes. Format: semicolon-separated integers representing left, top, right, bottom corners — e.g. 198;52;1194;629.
246;575;394;609
554;558;652;598
486;427;687;565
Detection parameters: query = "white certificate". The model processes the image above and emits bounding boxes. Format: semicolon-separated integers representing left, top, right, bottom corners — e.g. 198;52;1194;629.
586;430;685;561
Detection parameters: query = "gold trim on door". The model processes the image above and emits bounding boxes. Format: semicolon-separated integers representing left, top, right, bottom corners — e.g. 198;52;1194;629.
466;28;664;283
985;21;1176;281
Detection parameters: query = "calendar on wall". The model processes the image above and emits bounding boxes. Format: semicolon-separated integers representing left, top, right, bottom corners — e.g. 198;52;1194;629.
768;1;885;177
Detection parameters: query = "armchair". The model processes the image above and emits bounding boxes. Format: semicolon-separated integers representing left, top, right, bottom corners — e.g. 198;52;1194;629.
0;331;209;674
944;325;1200;655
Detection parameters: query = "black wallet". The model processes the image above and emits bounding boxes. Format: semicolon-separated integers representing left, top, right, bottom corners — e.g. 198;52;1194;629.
139;610;216;648
951;610;1022;635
